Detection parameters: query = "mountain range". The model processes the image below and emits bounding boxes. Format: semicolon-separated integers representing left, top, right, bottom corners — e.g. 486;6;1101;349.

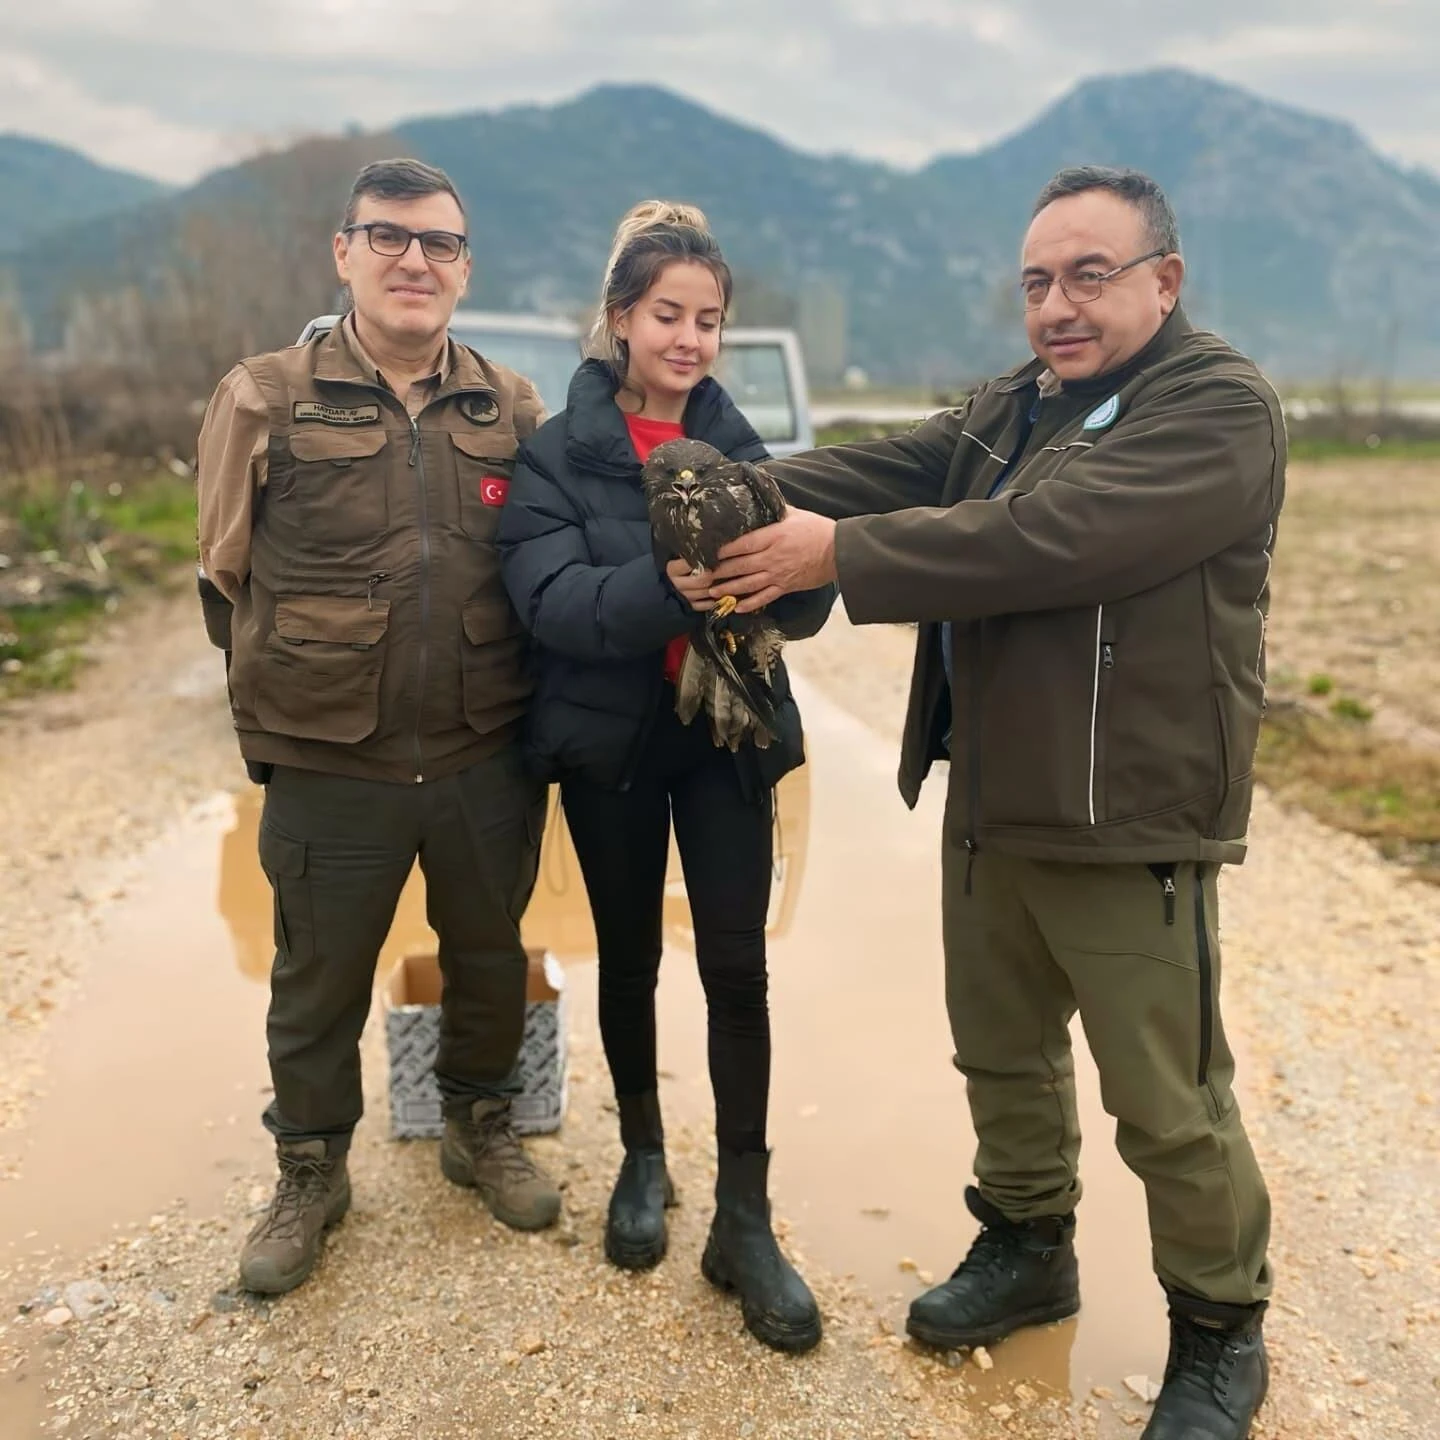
3;69;1436;383
0;135;169;257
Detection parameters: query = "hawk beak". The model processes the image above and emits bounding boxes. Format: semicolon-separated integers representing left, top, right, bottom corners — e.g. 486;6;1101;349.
678;469;694;481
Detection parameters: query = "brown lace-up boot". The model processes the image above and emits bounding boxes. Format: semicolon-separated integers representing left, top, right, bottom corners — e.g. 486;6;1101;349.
440;1098;561;1230
238;1139;351;1295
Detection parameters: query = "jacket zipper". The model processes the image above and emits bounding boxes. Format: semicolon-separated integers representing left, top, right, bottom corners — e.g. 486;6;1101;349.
1193;866;1215;1086
1148;862;1177;925
1087;604;1107;826
409;416;430;784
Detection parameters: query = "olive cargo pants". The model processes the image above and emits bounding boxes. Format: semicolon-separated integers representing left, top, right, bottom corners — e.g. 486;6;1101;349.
256;748;546;1148
943;842;1272;1306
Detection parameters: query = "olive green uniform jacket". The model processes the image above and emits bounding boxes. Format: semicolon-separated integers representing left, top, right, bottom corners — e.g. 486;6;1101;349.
768;309;1286;865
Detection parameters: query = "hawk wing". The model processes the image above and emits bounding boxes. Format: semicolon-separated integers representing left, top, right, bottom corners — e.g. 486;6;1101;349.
739;459;786;528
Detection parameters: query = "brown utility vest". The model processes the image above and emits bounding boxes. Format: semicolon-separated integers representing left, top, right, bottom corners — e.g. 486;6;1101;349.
226;324;541;783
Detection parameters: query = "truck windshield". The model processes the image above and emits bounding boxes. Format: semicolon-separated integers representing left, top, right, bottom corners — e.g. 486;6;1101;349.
714;343;797;446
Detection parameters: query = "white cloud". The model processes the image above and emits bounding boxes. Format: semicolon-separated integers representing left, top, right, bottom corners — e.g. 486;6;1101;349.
0;50;240;182
2;0;1439;182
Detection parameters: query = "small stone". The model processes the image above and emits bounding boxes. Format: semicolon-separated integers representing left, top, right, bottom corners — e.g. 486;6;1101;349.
64;1280;116;1322
1092;1385;1116;1400
43;1307;74;1327
988;1403;1013;1421
520;1335;547;1356
1013;1382;1040;1405
971;1345;994;1372
1125;1374;1162;1403
897;1257;918;1273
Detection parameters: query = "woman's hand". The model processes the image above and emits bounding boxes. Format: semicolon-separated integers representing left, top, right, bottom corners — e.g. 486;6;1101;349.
666;558;715;612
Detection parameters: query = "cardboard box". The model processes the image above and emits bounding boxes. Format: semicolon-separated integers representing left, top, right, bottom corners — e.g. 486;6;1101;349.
383;947;568;1139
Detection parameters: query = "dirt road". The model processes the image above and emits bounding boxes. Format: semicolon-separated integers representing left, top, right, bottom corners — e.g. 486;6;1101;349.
0;584;1435;1439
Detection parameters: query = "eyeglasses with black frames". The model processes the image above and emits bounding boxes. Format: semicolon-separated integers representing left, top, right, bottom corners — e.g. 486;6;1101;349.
342;222;468;264
1020;248;1167;310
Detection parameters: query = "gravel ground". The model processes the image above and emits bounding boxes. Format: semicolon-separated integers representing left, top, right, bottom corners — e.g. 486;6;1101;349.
0;589;1436;1439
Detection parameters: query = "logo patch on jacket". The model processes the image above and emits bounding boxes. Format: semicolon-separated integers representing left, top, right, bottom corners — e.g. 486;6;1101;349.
1082;395;1121;432
292;401;381;425
459;393;500;425
480;476;510;507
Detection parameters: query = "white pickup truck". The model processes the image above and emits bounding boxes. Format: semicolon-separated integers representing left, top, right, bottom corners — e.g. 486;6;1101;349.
296;311;815;457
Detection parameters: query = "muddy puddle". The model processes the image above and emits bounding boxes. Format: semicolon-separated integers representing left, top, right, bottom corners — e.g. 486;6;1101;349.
0;671;1199;1430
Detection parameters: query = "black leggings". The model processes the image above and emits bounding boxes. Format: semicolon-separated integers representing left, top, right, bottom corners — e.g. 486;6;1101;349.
560;704;774;1155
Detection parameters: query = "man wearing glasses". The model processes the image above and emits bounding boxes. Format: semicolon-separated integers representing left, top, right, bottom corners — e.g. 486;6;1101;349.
702;167;1283;1440
197;159;560;1296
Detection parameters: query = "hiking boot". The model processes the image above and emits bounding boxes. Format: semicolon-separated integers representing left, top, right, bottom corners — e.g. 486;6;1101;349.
441;1098;561;1231
238;1139;351;1295
701;1148;821;1353
906;1185;1079;1350
1141;1291;1268;1439
605;1090;677;1271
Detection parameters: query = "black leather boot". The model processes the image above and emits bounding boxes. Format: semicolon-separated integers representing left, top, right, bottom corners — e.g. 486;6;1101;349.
701;1148;821;1353
1141;1290;1268;1440
604;1091;676;1270
905;1185;1079;1350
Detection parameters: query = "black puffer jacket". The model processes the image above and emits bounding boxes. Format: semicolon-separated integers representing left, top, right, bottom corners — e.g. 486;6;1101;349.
497;360;835;793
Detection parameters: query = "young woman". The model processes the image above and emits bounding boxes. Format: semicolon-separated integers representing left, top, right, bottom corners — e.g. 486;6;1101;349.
496;202;833;1352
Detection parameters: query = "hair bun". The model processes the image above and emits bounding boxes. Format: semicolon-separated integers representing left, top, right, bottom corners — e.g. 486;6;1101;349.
615;199;712;241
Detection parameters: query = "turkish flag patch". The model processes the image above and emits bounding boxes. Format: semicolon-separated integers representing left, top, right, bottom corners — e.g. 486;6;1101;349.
480;475;510;507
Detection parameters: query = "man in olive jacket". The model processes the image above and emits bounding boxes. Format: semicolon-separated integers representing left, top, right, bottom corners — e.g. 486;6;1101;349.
707;168;1283;1440
197;159;560;1296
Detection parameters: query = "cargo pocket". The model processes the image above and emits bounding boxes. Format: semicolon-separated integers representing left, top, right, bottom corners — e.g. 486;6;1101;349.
257;824;313;970
510;784;548;921
452;430;517;540
461;595;530;736
255;595;390;743
284;428;389;547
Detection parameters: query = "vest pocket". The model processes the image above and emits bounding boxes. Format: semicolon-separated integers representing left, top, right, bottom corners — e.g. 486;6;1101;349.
451;431;517;540
460;595;530;735
255;595;390;744
283;428;389;547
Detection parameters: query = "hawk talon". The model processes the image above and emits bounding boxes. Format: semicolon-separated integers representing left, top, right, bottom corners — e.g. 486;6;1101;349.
713;595;738;619
723;632;737;655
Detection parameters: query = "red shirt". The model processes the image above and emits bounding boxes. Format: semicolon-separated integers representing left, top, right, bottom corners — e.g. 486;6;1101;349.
624;412;690;684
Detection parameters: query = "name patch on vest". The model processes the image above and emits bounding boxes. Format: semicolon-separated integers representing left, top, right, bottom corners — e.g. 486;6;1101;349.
292;401;382;426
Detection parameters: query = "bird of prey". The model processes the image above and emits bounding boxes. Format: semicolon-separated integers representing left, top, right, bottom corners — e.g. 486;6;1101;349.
641;437;787;751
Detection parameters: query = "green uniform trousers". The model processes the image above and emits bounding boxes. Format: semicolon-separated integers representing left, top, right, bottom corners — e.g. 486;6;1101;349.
256;746;546;1149
943;840;1272;1306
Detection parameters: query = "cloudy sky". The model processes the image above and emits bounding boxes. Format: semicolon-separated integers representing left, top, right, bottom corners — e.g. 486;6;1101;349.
4;0;1437;183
